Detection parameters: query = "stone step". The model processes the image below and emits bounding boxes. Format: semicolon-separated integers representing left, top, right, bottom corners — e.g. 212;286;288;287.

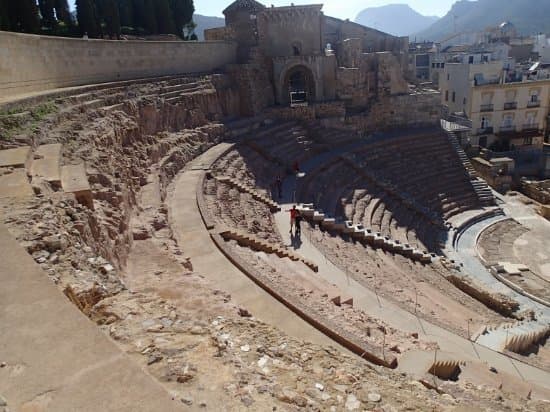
215;175;280;212
220;228;318;272
30;143;62;188
61;163;93;209
0;168;34;198
0;146;32;169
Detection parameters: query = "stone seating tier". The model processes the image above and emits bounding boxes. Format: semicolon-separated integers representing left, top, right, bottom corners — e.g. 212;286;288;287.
297;204;434;264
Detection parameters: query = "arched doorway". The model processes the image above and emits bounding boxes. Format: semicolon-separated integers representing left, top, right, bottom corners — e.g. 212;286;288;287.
281;65;316;106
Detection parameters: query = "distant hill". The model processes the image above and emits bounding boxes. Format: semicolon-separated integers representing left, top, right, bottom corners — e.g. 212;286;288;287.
355;4;438;37
194;14;225;40
415;0;550;41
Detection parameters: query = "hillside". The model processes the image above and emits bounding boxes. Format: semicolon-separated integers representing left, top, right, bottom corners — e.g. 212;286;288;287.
194;14;225;40
416;0;550;41
355;4;438;37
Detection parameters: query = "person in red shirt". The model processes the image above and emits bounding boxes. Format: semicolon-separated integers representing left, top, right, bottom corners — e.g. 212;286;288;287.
286;205;299;234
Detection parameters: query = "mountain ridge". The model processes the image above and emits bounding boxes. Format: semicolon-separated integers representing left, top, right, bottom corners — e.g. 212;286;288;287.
355;4;438;37
194;14;225;41
415;0;550;41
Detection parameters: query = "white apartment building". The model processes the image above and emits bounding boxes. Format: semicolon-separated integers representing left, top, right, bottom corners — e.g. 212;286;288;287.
441;60;550;151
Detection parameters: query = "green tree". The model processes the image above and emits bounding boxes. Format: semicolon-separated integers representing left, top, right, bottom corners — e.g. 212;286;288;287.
102;0;120;38
131;0;146;31
76;0;100;37
117;0;133;28
18;0;40;33
156;0;175;34
169;0;194;38
0;0;11;31
54;0;72;26
38;0;56;29
143;0;157;34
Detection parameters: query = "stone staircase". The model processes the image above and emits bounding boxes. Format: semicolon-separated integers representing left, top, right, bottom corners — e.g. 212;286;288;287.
475;320;550;353
219;228;318;272
296;203;435;264
446;130;496;207
214;175;280;212
0;144;92;208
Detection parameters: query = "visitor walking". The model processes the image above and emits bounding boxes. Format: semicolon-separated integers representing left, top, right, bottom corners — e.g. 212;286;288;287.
275;175;282;199
292;160;300;175
295;209;302;236
286;205;299;234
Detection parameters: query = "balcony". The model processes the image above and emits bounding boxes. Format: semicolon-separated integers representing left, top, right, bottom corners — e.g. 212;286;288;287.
503;102;517;110
527;100;541;108
480;104;494;112
498;125;517;135
477;127;494;135
522;124;541;136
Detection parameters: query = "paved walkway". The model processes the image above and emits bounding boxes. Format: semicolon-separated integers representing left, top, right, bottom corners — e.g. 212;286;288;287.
0;222;182;412
168;143;342;350
274;172;550;393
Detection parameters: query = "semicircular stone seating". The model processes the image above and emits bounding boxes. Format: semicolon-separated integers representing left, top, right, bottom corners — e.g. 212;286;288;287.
299;130;484;254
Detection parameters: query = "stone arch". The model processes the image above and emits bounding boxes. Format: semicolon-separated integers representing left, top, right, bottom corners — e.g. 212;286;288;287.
280;64;316;106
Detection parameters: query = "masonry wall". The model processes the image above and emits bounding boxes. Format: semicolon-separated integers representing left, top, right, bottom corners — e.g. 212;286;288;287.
346;91;441;132
0;31;237;99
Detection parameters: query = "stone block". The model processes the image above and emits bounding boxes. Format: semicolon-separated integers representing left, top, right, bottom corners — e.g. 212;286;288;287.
30;144;62;188
61;163;93;209
0;169;34;198
0;146;31;169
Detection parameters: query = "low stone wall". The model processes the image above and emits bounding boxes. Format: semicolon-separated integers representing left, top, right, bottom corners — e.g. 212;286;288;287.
446;274;519;318
265;101;346;122
0;31;237;99
520;179;550;205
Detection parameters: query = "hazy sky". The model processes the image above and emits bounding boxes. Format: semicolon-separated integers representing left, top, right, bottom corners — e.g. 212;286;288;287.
194;1;457;19
68;1;458;20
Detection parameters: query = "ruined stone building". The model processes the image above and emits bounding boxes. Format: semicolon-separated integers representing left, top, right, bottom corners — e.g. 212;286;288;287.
205;0;410;115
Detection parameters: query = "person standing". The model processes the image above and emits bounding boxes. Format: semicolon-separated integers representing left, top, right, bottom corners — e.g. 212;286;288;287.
286;205;298;234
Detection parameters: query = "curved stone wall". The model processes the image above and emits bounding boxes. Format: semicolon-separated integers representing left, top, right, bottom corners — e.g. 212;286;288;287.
0;31;237;99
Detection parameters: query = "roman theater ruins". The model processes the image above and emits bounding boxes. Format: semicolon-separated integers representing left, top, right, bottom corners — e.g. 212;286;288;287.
1;1;550;411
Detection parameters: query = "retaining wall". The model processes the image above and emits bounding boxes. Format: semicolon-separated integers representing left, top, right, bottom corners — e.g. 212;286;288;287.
0;31;237;99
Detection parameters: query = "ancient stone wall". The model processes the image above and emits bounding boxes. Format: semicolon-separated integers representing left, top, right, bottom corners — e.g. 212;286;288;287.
257;6;323;58
0;31;237;99
346;91;441;132
265;102;345;122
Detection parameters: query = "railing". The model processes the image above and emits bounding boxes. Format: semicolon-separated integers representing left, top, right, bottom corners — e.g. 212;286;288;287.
480;104;494;112
477;127;493;135
503;102;517;110
498;125;516;134
522;124;541;134
527;100;540;108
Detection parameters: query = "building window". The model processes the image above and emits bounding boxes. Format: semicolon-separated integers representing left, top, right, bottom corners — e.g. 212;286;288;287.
441;63;445;68
452;91;456;102
445;90;449;101
523;137;533;145
463;97;467;105
447;74;450;80
468;56;474;64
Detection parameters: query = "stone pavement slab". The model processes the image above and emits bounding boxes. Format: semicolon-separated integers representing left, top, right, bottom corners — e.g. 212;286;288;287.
0;169;34;198
31;143;62;185
0;221;183;412
0;146;31;169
